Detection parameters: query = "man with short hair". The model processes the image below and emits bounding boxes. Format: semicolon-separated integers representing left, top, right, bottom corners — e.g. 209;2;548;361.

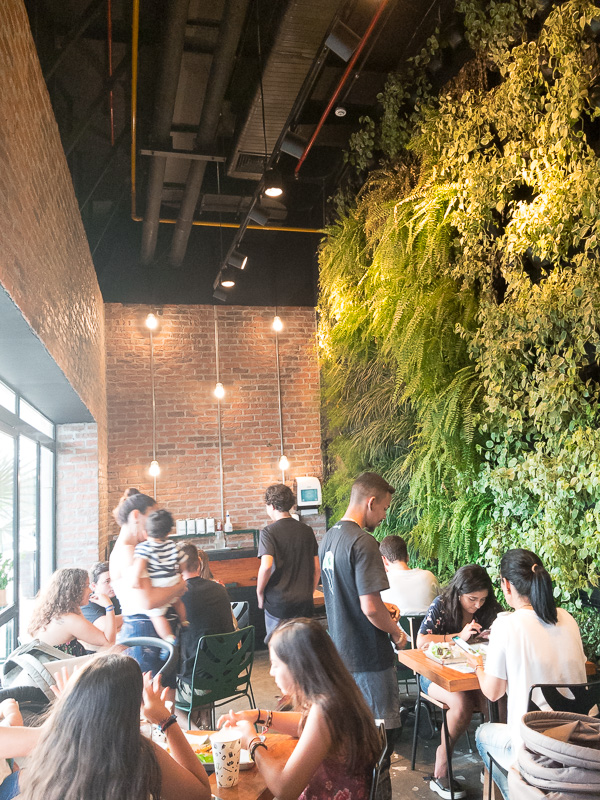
319;472;406;800
380;534;439;615
257;483;320;642
176;543;235;728
81;561;123;634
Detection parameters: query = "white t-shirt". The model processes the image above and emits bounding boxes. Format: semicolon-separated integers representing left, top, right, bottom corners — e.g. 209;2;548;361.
380;568;439;615
484;607;587;747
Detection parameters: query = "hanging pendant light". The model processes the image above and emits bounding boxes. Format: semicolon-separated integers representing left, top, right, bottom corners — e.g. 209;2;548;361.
214;381;225;399
263;167;284;198
149;460;160;477
278;455;290;471
272;315;283;332
145;312;159;330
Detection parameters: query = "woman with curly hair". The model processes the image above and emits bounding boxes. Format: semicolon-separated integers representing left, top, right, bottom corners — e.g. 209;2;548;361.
28;567;116;655
19;653;210;800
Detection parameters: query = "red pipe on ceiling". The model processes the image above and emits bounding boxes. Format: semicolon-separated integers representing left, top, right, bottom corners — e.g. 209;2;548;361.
294;0;393;176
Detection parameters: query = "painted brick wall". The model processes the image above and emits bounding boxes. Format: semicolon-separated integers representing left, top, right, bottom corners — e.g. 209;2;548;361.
105;305;325;544
0;1;108;556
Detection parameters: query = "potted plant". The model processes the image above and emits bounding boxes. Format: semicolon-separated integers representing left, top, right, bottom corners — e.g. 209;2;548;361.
0;555;12;607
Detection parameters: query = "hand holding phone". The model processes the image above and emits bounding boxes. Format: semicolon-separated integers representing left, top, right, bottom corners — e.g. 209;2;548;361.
451;635;477;654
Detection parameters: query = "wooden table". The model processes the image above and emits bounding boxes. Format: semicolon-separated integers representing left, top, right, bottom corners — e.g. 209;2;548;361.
185;731;295;800
398;648;596;693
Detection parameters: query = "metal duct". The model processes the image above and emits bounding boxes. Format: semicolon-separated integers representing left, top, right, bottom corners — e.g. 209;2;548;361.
169;0;250;267
140;0;191;264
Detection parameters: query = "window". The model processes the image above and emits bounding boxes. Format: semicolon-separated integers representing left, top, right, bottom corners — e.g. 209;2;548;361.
0;383;55;652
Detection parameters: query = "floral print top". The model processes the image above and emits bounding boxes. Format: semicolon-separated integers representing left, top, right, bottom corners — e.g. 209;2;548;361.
418;595;492;637
298;756;370;800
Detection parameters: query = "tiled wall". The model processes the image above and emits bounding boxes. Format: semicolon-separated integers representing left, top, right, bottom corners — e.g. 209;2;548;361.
105;305;325;544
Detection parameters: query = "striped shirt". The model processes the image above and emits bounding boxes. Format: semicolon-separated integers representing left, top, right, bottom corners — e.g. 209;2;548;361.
134;539;180;580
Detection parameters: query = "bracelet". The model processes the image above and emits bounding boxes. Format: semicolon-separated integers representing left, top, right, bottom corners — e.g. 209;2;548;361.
264;709;273;731
105;605;115;612
249;738;268;762
256;709;265;725
159;714;177;733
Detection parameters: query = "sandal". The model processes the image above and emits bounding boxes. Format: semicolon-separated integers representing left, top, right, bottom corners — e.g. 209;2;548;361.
428;776;467;799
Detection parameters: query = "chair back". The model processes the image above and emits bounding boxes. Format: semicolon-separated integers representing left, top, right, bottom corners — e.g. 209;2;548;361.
399;614;425;648
191;625;255;706
368;722;388;800
527;682;600;716
231;601;250;629
118;636;176;678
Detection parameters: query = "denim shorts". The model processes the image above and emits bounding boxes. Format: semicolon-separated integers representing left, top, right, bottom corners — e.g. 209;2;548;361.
420;674;433;695
118;615;177;688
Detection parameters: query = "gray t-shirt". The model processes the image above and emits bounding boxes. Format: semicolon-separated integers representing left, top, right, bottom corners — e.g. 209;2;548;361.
319;520;393;673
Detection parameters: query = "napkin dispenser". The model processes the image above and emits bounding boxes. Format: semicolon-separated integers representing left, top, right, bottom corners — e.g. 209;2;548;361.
295;476;322;515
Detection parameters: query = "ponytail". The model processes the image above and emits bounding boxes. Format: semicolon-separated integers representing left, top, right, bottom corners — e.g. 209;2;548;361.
116;492;156;526
500;549;557;625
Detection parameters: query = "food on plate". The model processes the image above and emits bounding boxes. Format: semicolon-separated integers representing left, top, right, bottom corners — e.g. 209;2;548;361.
192;742;214;764
428;643;454;660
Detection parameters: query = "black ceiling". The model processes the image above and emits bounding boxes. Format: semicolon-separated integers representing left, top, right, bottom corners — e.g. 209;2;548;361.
24;0;452;306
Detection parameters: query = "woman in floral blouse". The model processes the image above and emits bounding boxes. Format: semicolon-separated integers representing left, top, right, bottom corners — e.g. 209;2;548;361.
416;565;502;800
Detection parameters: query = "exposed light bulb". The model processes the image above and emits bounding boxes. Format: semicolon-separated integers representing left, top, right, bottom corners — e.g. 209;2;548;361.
214;382;225;399
278;455;290;471
149;460;160;477
272;315;283;332
221;278;235;288
145;313;159;330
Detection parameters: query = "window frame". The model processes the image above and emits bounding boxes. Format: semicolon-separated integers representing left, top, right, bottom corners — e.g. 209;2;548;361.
0;396;55;650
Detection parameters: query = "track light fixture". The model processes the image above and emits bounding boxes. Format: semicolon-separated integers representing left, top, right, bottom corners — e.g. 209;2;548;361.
248;205;269;226
213;288;227;302
326;21;360;62
228;250;248;270
280;132;307;160
263;167;284;198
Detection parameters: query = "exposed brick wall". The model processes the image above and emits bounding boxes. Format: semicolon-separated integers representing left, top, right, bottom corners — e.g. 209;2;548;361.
55;424;102;567
105;305;325;544
0;1;108;556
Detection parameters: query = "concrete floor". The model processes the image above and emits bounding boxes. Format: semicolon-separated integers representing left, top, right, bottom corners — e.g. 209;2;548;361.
226;649;485;800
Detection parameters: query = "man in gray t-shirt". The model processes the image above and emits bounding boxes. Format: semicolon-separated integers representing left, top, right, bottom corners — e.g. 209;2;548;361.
319;472;406;800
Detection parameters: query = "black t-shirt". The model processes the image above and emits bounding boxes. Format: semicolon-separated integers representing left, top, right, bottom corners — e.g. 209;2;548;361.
257;516;318;619
80;597;122;624
179;577;235;683
319;520;393;673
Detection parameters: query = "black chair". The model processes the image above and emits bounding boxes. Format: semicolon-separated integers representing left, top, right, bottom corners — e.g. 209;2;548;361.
0;685;50;725
527;682;600;716
368;722;388;800
411;686;457;800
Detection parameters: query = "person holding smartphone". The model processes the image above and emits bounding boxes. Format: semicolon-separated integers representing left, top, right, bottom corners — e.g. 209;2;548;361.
416;564;502;800
463;549;586;800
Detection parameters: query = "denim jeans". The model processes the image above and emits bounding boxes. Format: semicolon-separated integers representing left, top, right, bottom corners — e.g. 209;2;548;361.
119;615;176;688
476;722;514;800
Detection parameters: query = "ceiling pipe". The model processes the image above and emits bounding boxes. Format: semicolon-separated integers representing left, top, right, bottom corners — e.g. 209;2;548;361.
169;0;251;267
294;0;394;176
140;0;191;264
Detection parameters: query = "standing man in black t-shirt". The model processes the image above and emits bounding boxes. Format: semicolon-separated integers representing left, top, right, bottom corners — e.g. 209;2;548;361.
319;472;406;800
257;484;320;643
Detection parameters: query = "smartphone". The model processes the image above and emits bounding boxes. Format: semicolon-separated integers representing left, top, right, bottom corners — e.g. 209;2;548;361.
451;635;477;654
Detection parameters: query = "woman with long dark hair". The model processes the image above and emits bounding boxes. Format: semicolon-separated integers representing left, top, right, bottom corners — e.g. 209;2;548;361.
218;617;380;800
19;653;211;800
416;564;502;800
465;549;587;800
28;567;116;655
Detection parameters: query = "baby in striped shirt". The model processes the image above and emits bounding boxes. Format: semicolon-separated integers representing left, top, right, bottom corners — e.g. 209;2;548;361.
132;508;188;643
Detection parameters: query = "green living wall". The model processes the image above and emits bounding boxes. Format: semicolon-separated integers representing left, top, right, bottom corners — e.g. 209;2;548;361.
319;0;600;657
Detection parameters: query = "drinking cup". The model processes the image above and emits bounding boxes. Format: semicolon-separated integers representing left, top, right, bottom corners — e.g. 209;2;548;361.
210;729;242;787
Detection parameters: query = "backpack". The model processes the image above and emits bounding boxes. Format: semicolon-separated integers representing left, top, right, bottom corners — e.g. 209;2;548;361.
1;639;72;700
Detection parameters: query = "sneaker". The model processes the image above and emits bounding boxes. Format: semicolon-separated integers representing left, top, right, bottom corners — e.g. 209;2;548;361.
429;776;467;800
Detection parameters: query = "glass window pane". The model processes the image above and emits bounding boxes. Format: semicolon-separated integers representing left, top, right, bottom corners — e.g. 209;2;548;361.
0;381;16;415
0;618;16;662
19;436;38;638
40;446;54;582
19;399;54;439
0;430;15;609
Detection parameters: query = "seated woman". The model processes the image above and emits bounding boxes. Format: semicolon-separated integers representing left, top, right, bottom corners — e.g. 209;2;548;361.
0;699;41;800
18;652;211;800
218;617;381;800
464;549;587;800
416;564;502;800
28;567;117;655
